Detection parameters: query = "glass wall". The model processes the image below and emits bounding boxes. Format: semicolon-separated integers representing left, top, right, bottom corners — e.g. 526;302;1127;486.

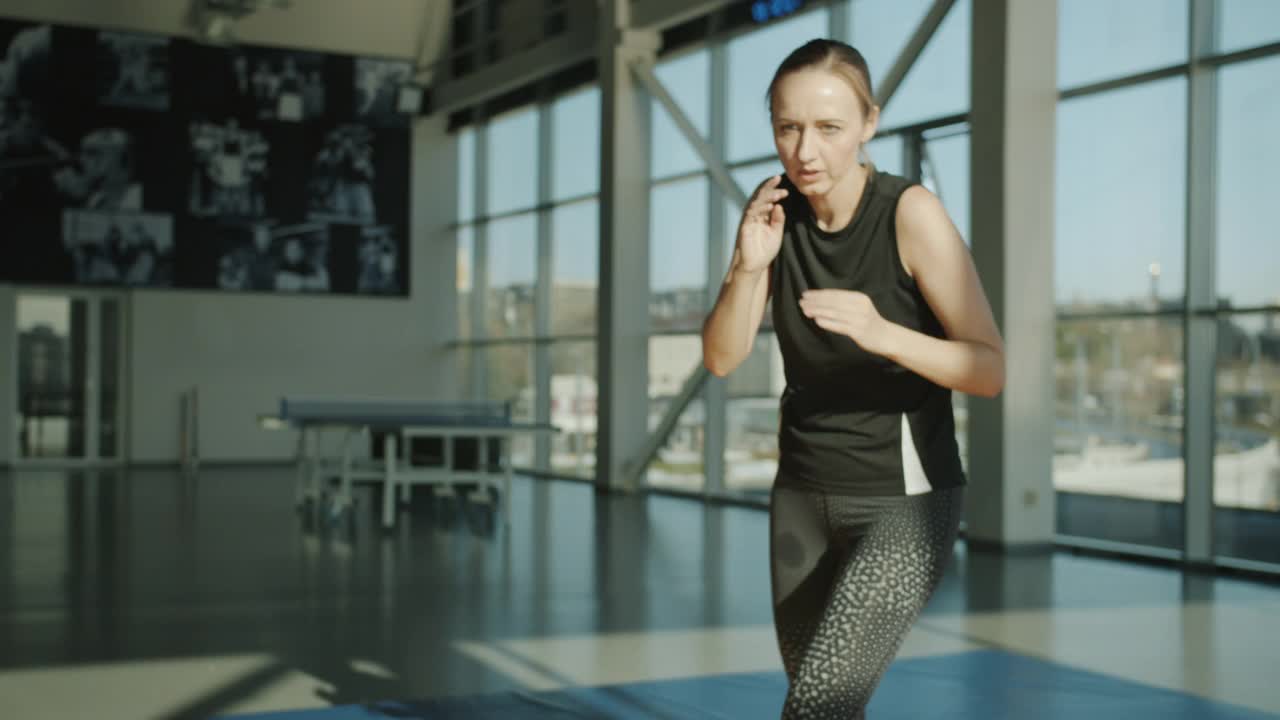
1211;51;1280;565
1052;77;1188;551
1052;318;1185;549
651;51;710;179
549;340;596;477
650;176;709;333
1217;0;1280;53
1057;0;1188;88
646;335;706;491
454;88;600;479
1055;79;1188;310
871;0;970;130
1054;1;1280;565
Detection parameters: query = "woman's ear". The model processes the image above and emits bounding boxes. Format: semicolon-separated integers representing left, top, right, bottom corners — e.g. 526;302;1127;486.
862;105;881;143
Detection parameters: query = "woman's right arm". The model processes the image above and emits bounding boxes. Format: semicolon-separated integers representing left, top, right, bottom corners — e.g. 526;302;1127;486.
701;175;789;377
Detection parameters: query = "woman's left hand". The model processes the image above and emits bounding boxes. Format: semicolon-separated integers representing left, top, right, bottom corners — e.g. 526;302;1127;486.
799;289;893;356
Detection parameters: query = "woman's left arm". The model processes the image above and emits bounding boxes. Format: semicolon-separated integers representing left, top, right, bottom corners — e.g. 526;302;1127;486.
887;185;1005;397
799;185;1005;397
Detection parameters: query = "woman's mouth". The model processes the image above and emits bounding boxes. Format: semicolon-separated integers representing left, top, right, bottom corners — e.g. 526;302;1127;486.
797;168;822;181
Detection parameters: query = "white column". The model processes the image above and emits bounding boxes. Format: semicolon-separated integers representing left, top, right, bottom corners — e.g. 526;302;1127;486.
470;116;490;400
535;99;554;472
703;42;729;493
595;1;658;491
966;0;1058;548
1183;0;1220;566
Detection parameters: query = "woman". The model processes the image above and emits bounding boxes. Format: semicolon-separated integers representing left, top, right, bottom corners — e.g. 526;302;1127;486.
701;39;1005;718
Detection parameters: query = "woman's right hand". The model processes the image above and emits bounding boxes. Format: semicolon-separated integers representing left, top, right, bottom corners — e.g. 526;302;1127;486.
736;175;788;273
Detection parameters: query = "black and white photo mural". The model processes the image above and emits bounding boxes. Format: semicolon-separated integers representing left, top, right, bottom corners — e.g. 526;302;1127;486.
209;220;330;293
309;123;377;224
355;224;401;294
55;126;145;210
273;223;331;292
0;23;57;209
232;46;327;123
97;31;169;111
188;118;270;218
62;209;174;286
0;16;412;297
214;220;278;291
354;57;413;127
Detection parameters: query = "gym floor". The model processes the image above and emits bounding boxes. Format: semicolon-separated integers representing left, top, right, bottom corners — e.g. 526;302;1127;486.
1;467;1277;719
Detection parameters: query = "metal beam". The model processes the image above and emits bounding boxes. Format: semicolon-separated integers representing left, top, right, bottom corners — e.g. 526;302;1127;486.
534;98;554;473
702;40;731;495
1183;0;1219;568
630;58;749;206
876;0;955;111
631;0;739;32
470;114;490;400
625;363;713;488
430;24;597;116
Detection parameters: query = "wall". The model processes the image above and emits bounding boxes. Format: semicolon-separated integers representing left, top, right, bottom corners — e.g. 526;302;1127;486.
127;114;459;463
0;3;461;464
0;286;14;464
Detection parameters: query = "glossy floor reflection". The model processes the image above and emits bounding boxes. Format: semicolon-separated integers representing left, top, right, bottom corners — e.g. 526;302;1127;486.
221;650;1279;720
0;466;1277;719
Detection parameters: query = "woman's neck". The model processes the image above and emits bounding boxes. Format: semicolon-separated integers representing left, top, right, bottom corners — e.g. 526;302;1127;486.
807;163;870;233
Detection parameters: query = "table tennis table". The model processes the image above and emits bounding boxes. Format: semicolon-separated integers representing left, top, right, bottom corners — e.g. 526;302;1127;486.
266;397;557;530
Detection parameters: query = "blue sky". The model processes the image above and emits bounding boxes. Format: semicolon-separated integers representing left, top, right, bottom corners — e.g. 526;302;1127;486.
468;0;1280;310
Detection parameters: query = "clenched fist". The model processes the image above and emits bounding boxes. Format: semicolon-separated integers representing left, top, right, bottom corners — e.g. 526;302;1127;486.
799;289;892;356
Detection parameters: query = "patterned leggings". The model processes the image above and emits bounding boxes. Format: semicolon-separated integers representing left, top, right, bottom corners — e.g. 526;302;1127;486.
769;483;964;719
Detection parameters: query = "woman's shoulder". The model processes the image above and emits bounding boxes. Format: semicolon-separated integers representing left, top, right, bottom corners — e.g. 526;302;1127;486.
867;166;918;203
867;169;946;231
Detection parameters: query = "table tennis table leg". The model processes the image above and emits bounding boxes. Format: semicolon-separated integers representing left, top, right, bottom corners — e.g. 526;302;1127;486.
471;436;492;505
295;426;316;507
502;435;512;528
382;432;397;530
293;427;306;506
333;428;355;522
440;435;455;498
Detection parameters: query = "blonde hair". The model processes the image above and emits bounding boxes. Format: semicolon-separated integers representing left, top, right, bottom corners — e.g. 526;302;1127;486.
766;39;875;121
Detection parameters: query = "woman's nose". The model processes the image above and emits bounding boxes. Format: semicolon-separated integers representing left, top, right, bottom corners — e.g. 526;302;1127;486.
796;131;817;161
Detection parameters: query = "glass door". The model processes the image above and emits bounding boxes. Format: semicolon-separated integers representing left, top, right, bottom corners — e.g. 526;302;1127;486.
14;292;124;463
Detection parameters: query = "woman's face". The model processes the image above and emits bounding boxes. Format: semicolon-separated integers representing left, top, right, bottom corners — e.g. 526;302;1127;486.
771;68;878;198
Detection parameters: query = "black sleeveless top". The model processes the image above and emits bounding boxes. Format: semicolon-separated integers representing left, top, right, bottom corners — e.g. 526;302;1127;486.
770;167;965;496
